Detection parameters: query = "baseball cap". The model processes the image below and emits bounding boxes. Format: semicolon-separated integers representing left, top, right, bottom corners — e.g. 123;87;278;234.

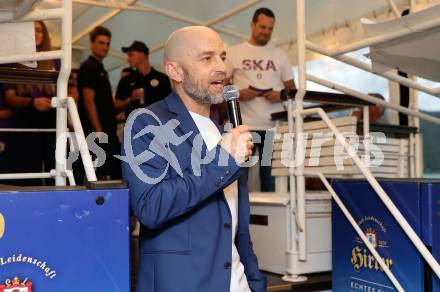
121;41;149;55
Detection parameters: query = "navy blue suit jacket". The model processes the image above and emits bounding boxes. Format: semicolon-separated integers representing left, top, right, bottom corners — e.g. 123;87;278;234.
122;92;266;292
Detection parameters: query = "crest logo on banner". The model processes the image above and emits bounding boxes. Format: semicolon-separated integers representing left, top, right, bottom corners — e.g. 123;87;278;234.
0;277;33;292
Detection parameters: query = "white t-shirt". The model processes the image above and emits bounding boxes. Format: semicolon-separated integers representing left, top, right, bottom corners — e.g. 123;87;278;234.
226;41;293;130
189;111;251;292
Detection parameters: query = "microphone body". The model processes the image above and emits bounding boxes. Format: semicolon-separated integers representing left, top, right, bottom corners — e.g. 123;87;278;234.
223;85;242;128
227;100;242;128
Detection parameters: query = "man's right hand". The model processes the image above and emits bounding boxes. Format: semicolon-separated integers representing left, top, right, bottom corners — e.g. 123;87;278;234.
239;88;258;101
130;88;143;103
220;125;253;164
33;97;52;112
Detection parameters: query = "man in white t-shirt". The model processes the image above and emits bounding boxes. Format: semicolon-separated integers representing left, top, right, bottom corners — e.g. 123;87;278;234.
225;7;296;191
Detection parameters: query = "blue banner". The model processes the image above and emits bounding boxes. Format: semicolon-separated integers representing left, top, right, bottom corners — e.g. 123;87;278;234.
332;180;426;291
0;188;130;292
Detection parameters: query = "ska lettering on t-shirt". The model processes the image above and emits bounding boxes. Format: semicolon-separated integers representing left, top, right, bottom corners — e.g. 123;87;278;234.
225;42;293;129
241;59;277;71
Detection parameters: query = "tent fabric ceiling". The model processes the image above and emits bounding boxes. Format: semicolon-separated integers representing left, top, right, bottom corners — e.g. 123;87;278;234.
26;0;420;84
0;0;34;10
365;4;440;82
69;0;406;48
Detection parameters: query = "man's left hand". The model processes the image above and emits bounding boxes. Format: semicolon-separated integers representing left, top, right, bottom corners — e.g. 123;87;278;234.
263;90;281;102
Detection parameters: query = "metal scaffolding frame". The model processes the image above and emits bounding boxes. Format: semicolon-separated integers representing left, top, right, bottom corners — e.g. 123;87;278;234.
0;0;97;185
288;0;440;288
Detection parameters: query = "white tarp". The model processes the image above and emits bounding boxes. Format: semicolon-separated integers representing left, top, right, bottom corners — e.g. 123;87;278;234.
363;4;440;82
34;0;410;85
0;0;38;21
0;22;37;67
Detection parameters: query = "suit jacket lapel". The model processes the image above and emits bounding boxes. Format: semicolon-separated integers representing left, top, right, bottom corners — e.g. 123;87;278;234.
164;92;209;161
166;93;249;238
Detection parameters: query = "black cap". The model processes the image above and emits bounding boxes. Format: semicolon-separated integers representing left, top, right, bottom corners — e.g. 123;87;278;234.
121;41;149;55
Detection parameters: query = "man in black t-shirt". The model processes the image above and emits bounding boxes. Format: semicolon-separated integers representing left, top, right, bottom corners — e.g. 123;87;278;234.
115;41;171;119
77;26;121;181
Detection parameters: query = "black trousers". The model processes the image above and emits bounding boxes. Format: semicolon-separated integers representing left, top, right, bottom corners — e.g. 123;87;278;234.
1;132;55;186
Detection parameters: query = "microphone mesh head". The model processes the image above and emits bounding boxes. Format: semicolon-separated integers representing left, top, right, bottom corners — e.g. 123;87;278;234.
223;85;240;101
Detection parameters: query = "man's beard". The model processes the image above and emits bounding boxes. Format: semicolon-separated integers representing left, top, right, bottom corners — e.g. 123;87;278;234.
182;68;224;105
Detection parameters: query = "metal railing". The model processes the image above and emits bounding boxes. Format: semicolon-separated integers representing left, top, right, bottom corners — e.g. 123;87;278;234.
0;0;96;185
287;0;440;289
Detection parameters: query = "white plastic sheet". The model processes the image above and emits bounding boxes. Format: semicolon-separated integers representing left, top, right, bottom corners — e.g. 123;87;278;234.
0;22;37;67
363;5;440;82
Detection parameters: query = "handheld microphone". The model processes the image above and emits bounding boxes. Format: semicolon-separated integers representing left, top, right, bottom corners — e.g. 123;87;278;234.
223;85;242;128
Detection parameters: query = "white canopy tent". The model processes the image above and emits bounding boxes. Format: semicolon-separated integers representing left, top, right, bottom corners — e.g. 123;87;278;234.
365;4;440;82
2;0;440;96
22;0;435;85
2;0;440;289
13;0;435;119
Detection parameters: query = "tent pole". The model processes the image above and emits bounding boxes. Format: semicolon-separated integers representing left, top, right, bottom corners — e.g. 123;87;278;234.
294;0;307;263
54;0;73;186
407;1;421;177
410;0;416;12
387;0;401;18
283;0;307;283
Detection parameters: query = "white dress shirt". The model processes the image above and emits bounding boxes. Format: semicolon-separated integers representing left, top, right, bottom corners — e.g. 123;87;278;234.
189;111;251;292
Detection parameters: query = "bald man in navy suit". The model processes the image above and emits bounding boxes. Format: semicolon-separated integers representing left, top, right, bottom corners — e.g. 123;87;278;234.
122;26;266;292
